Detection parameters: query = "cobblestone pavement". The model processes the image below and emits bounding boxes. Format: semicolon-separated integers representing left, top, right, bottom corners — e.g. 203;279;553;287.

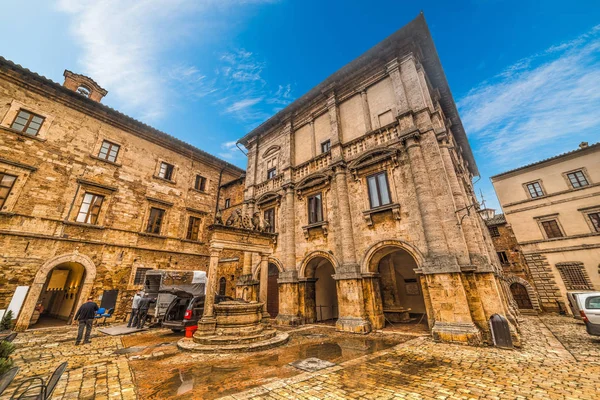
2;315;599;399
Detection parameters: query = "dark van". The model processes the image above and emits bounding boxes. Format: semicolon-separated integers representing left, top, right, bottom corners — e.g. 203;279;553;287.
162;292;233;332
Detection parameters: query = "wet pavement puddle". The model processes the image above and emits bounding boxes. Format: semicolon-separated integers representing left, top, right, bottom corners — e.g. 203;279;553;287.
127;326;415;399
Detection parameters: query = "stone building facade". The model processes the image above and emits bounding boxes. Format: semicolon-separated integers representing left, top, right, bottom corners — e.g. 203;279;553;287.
492;142;600;314
0;57;245;330
236;14;517;345
484;212;541;312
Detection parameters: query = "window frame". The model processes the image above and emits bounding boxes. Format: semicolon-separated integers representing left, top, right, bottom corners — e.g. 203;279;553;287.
0;173;18;210
321;140;331;154
541;219;563;239
556;262;592;291
133;267;152;286
186;215;202;241
566;170;590;189
224;198;231;208
145;207;166;235
158;162;175;181
497;251;509;264
97;140;121;163
489;226;500;237
10;109;45;136
307;192;323;224
525;180;544;199
366;171;392;209
194;175;207;192
267;167;277;180
75;192;105;225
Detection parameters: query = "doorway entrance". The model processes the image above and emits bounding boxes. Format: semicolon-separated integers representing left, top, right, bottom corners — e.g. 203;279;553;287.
375;248;426;325
267;263;279;317
510;283;533;310
31;262;86;328
305;257;338;323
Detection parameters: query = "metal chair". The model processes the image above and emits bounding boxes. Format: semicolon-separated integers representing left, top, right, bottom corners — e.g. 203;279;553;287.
100;308;114;325
93;308;106;325
0;367;19;396
10;361;67;400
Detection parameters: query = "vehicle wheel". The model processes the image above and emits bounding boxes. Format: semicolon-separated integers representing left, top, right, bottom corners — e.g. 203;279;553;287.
171;329;183;333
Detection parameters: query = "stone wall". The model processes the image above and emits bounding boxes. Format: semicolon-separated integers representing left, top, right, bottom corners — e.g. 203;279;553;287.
523;254;562;312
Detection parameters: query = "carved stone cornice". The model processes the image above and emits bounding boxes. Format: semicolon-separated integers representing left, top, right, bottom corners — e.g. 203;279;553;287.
295;173;332;200
347;148;399;181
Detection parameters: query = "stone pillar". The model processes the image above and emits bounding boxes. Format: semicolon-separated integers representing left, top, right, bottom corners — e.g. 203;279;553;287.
404;136;453;263
275;270;302;326
334;266;371;334
438;138;486;267
236;251;258;301
419;130;470;266
359;90;372;132
259;253;270;320
333;166;357;266
362;274;384;329
283;184;296;270
325;92;343;161
309;119;316;159
386;58;409;114
196;248;222;336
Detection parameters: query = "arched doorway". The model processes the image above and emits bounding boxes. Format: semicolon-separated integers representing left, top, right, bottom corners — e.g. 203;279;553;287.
31;262;86;328
365;243;427;327
304;256;338;323
267;263;279;318
510;283;533;309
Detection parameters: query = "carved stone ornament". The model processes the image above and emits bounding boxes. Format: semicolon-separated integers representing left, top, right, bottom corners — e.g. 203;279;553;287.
216;207;272;233
347;148;399;181
295;173;332;200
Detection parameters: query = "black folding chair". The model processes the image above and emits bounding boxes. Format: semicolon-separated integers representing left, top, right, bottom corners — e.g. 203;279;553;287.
10;361;67;400
1;332;18;343
0;367;19;396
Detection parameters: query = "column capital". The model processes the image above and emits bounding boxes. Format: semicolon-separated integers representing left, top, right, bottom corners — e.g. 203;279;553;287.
385;58;400;74
404;134;421;149
209;248;223;257
260;253;270;261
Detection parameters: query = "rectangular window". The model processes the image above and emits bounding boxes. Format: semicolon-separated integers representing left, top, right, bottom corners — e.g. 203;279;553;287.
264;208;275;233
367;172;391;209
526;182;544;198
10;109;45;136
567;170;589;188
133;268;152;285
76;193;104;224
0;173;17;209
194;175;207;192
497;251;509;264
542;220;563;239
224;198;231;208
146;207;165;234
158;162;174;181
308;193;323;224
321;140;331;153
98;140;120;163
588;212;600;232
489;226;500;237
267;167;277;180
556;262;592;290
186;216;202;240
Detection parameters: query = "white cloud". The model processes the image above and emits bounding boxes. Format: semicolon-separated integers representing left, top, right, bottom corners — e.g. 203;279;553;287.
226;97;264;113
54;0;280;121
458;24;600;168
218;140;243;160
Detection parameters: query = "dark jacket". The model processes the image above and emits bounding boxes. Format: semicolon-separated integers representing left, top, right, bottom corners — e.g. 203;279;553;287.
138;297;156;311
75;301;99;321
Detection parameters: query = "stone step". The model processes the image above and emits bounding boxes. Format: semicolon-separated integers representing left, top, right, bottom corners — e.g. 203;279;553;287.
194;329;277;345
178;331;290;353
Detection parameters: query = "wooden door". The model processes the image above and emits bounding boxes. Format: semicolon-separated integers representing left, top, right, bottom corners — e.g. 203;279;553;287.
510;283;533;309
267;264;279;317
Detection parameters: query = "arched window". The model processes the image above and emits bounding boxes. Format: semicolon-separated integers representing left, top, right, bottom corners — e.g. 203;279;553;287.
77;85;91;98
218;277;227;296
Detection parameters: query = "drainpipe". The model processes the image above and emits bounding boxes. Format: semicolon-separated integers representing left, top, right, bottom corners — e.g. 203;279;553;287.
214;166;226;217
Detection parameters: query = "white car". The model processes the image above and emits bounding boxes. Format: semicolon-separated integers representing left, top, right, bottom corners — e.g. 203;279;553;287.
570;292;600;336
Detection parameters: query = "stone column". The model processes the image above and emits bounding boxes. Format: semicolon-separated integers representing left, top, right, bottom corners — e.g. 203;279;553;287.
325;92;343;161
236;251;258;301
275;270;302;326
333;165;357;266
386;58;409;114
359;90;372;132
196;248;222;336
259;253;270;320
309;119;316;159
283;183;296;270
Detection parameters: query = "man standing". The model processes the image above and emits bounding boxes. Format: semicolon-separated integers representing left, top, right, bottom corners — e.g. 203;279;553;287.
74;297;99;345
127;291;143;328
136;296;156;329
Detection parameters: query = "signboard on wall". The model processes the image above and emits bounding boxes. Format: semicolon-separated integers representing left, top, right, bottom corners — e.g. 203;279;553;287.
7;286;30;319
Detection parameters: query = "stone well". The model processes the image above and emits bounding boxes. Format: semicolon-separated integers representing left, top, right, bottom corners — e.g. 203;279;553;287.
178;301;289;353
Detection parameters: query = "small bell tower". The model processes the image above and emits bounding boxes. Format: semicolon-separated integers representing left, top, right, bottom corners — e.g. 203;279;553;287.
62;70;108;103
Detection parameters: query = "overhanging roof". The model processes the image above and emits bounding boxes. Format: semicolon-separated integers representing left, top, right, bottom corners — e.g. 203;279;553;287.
238;13;478;176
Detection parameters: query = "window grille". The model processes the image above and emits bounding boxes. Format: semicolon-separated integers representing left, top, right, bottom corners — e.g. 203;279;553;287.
556;262;592;290
133;268;152;285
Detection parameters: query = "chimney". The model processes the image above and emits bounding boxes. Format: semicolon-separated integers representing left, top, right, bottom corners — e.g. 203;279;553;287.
62;70;108;103
579;142;589;149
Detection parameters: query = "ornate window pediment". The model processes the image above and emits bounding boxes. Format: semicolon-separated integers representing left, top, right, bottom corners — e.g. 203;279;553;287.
348;148;399;180
262;145;281;159
296;173;331;199
256;191;281;207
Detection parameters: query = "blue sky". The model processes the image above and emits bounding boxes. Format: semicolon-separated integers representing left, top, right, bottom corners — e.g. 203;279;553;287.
1;0;599;209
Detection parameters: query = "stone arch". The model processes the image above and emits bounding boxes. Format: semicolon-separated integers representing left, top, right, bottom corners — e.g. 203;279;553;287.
252;256;284;280
15;252;97;331
299;250;340;279
361;239;425;274
504;275;540;310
